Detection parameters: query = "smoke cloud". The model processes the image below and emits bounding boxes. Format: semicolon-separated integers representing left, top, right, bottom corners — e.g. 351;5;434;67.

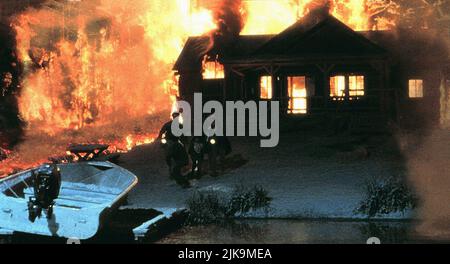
404;129;450;239
210;0;247;53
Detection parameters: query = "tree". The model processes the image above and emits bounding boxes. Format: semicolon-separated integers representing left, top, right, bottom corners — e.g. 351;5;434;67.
395;0;449;31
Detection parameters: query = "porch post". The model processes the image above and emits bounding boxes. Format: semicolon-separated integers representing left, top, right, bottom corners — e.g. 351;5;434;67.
379;61;387;116
440;67;449;127
316;63;334;112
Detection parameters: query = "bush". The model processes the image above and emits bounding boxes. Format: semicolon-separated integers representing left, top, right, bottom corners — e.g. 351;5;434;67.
186;185;272;225
228;185;272;216
356;176;418;218
186;191;228;225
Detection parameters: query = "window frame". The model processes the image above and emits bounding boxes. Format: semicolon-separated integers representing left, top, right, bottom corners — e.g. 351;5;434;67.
287;75;310;115
330;75;347;101
202;60;225;80
408;79;424;99
259;75;273;100
329;74;366;101
349;75;365;98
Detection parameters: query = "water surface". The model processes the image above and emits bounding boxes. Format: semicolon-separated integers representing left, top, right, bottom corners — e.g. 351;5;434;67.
158;219;416;244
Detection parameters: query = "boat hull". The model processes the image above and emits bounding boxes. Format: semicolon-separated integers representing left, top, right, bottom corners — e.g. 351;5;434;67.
0;162;138;240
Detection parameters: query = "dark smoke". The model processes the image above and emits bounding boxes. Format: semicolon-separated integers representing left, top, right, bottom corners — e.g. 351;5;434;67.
0;0;46;19
210;0;247;54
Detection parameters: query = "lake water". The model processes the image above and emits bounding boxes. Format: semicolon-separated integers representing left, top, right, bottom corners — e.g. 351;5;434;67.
1;219;436;244
158;219;417;244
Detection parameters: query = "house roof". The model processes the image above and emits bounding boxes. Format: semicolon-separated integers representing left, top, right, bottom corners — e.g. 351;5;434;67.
173;35;273;71
227;12;387;63
360;29;449;66
174;12;448;70
173;36;210;72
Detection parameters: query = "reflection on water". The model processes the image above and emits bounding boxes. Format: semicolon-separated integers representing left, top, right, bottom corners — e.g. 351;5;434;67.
158;220;415;244
2;219;438;244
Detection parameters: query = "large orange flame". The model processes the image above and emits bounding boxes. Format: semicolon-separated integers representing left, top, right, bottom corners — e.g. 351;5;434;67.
1;0;397;177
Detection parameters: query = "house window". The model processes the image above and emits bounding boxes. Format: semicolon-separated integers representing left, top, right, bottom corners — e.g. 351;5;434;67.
260;76;273;99
349;76;365;97
287;76;308;114
330;75;365;100
330;76;346;99
203;61;224;79
408;79;424;98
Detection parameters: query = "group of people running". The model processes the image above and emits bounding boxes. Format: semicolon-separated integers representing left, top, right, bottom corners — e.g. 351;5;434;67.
157;112;231;188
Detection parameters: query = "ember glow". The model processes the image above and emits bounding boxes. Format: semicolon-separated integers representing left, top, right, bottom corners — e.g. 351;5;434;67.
1;0;399;177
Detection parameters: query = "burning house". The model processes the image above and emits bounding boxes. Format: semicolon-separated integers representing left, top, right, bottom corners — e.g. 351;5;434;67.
174;8;450;130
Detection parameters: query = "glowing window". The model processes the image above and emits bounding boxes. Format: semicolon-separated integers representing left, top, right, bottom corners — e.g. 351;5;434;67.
330;75;365;100
409;79;424;98
288;76;308;114
349;76;365;97
260;76;272;99
330;76;346;99
203;61;224;79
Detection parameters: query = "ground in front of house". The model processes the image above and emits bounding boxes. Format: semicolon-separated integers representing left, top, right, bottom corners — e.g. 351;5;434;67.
119;127;410;220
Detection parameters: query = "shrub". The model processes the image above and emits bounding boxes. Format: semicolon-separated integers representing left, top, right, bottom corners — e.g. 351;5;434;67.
228;185;272;216
186;191;228;225
356;176;418;218
186;185;272;225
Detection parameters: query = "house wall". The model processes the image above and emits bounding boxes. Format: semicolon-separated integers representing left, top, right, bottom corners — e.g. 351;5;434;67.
178;70;203;105
392;62;444;129
224;62;389;116
442;65;450;127
177;59;445;130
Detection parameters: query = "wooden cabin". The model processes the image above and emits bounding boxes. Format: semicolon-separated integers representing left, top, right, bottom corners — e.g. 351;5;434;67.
174;12;450;131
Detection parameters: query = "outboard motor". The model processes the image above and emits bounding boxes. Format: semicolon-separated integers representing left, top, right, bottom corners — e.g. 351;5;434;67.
28;164;61;222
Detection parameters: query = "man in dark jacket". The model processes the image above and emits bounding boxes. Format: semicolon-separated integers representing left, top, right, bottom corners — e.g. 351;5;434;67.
158;112;181;142
158;112;191;188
